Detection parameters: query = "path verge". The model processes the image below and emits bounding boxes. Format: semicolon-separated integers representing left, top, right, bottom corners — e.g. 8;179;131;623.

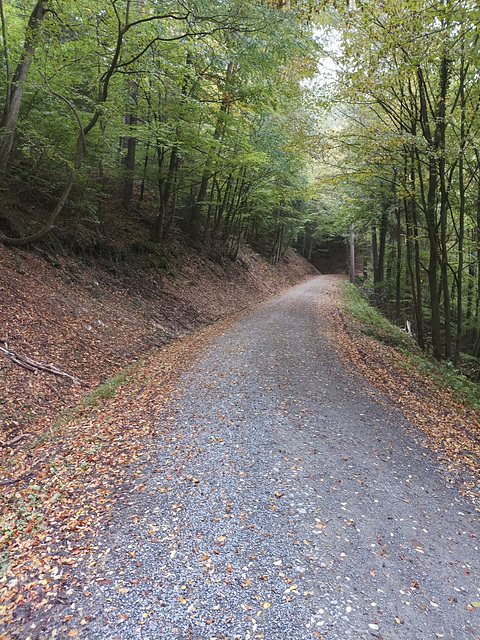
332;282;480;504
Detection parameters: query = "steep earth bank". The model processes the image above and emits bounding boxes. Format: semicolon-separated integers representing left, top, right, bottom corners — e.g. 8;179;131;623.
0;242;317;449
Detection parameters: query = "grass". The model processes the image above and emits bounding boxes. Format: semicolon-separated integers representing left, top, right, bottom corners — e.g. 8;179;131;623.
342;282;480;413
22;366;141;457
80;370;131;407
342;283;415;352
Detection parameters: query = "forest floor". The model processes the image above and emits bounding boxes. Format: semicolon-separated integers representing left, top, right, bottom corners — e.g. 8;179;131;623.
2;241;480;638
0;240;317;449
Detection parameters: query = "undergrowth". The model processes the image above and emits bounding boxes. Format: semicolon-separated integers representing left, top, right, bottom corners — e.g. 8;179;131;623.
342;283;480;413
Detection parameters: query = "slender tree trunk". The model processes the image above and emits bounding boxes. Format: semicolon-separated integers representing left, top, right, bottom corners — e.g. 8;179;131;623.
121;95;138;212
139;140;150;202
0;0;49;172
349;222;355;284
455;54;466;365
395;203;402;322
307;235;313;263
437;55;452;359
190;61;235;233
204;181;217;242
372;224;379;286
154;143;166;241
418;64;442;359
378;207;388;283
0;0;11;113
1;127;86;245
406;144;425;350
473;168;480;359
153;52;191;240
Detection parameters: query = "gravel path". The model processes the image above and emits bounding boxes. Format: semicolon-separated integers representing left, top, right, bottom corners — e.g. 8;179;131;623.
61;275;480;639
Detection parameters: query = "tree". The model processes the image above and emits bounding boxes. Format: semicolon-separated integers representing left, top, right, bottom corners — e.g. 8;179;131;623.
0;0;317;247
315;0;480;363
0;0;49;172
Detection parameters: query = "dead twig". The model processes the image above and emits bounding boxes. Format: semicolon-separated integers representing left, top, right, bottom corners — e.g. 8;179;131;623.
46;381;68;403
0;344;81;385
0;433;29;448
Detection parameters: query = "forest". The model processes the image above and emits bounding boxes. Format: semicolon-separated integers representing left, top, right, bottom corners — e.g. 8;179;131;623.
2;0;480;372
0;0;320;261
318;0;480;371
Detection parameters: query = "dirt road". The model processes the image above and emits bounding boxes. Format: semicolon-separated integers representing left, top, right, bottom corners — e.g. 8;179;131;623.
18;275;480;639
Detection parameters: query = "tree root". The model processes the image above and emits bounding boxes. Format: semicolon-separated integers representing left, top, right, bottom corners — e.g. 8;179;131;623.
0;343;82;385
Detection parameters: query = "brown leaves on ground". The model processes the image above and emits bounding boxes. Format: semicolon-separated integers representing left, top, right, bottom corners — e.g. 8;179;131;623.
0;328;204;628
0;242;316;628
331;290;480;502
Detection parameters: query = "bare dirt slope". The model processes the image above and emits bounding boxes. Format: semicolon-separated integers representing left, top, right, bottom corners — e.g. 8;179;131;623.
0;243;317;449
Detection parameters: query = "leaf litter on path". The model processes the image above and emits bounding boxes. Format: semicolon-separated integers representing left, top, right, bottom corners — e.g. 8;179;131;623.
331;287;480;503
0;317;242;630
3;275;480;639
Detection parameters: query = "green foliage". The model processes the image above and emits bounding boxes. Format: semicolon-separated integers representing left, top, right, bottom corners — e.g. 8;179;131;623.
343;282;480;410
311;0;480;363
0;0;321;257
343;283;412;351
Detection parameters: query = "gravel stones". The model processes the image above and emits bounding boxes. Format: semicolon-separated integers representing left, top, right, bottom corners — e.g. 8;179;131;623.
30;276;480;640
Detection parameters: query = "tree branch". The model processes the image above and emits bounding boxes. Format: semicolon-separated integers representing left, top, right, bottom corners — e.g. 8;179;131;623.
0;344;82;385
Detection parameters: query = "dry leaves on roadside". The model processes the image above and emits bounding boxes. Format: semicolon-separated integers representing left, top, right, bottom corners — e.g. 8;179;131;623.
331;291;480;501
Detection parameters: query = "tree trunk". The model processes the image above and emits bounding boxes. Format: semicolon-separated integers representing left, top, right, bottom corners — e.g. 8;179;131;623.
437;56;452;359
153;52;191;240
417;64;442;359
395;203;402;322
190;62;235;234
454;53;466;365
349;222;355;284
378;207;388;283
372;224;379;286
139;140;150;202
0;0;49;172
121;104;137;212
1;128;86;245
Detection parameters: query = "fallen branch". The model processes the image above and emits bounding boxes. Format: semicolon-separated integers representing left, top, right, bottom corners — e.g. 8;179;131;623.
0;433;29;448
0;344;81;385
46;381;68;403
